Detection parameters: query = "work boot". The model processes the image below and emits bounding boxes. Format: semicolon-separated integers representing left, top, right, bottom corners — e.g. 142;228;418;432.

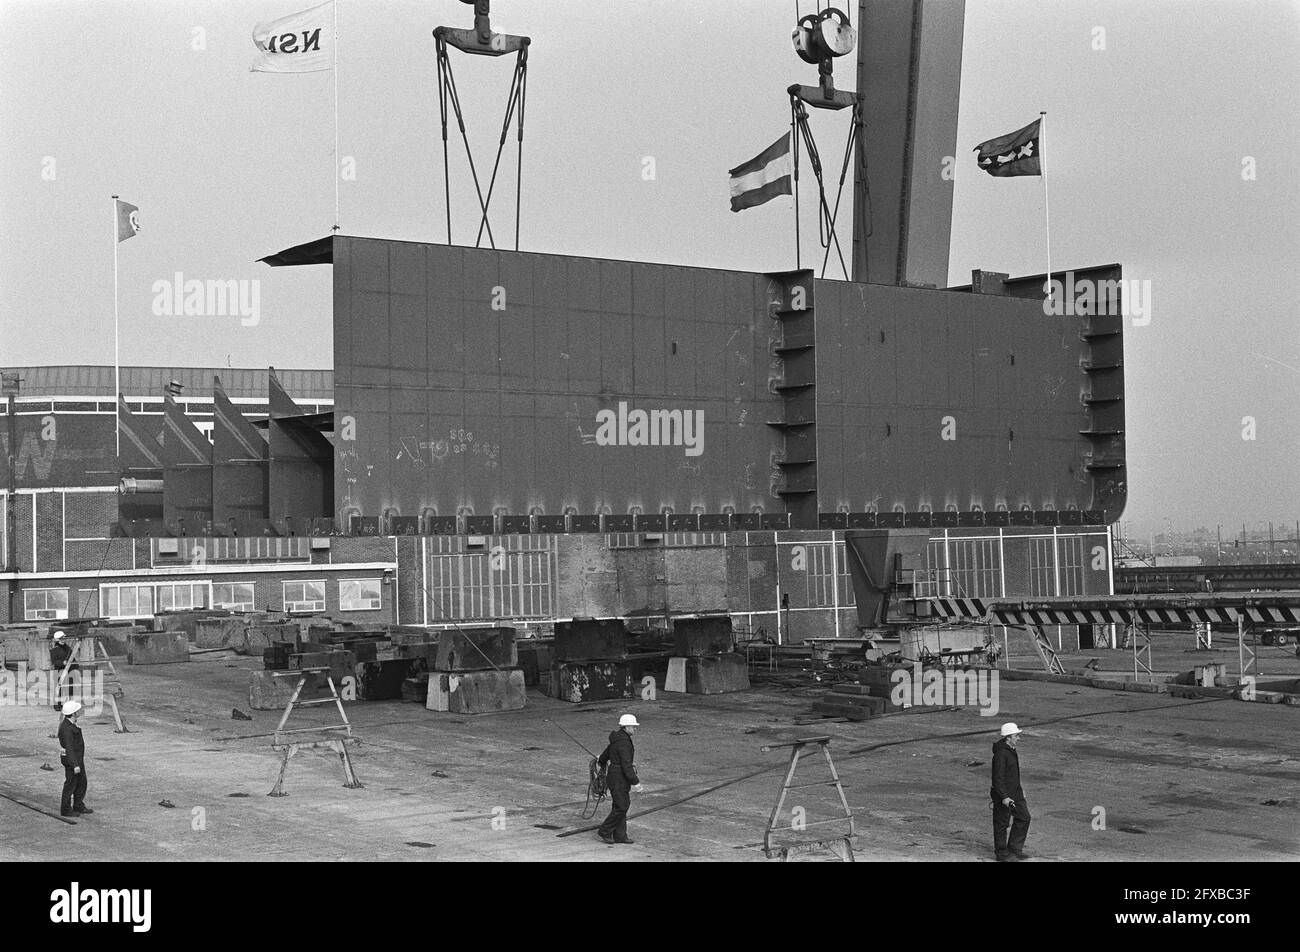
1011;849;1029;859
74;805;93;815
614;836;635;845
61;809;75;817
597;831;615;844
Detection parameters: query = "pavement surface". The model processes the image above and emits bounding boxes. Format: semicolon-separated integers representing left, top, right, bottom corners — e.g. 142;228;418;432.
2;631;1298;862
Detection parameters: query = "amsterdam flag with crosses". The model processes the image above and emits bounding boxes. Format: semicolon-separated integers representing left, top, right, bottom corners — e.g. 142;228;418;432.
973;118;1041;177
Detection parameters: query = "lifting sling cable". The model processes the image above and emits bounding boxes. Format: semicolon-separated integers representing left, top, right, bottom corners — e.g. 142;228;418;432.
791;97;853;279
473;47;528;249
435;36;503;249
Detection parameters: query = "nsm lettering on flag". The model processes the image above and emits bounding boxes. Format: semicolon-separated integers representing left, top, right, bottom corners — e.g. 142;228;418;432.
728;133;793;212
251;0;334;73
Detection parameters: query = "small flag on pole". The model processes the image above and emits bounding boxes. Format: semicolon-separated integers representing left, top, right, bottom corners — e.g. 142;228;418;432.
251;0;333;73
973;119;1041;177
115;200;140;242
728;134;793;212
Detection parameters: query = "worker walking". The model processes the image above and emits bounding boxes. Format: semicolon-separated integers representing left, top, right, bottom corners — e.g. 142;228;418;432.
58;700;93;818
596;713;643;845
990;722;1029;861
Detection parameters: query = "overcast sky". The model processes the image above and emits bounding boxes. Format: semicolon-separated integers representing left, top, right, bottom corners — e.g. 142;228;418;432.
1;0;1296;539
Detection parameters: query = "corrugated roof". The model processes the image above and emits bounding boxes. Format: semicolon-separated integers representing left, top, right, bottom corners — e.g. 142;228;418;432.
0;366;333;400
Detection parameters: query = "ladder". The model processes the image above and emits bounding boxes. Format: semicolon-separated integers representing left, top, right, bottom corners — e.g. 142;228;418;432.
761;736;855;862
56;634;128;733
267;666;363;796
1028;625;1066;675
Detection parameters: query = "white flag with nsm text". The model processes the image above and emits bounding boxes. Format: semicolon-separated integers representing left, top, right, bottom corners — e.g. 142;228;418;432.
251;0;334;73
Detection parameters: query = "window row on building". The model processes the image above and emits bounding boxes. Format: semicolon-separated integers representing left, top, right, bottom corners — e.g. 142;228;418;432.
22;578;384;621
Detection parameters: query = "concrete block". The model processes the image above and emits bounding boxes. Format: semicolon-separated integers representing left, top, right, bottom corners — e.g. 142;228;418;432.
126;631;190;665
629;655;670;692
866;687;908;712
665;657;687;692
194;616;250;650
847;694;888;714
1255;678;1300;693
427;669;526;714
1127;681;1165;694
517;643;541;686
683;653;750;695
831;683;872;695
386;627;431;646
402;676;429;704
243;623;298;656
551;661;633;703
435;627;517;671
2;626;39;663
856;665;910;688
554;619;627;662
354;659;416;700
24;634;55;670
812;700;873;721
87;625;137;657
263;644;291;670
671;615;734;657
349;640;379;664
248;670;329;710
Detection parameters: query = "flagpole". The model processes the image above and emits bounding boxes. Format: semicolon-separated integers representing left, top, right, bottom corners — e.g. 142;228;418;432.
112;195;120;456
791;103;800;270
1040;110;1052;301
332;0;340;232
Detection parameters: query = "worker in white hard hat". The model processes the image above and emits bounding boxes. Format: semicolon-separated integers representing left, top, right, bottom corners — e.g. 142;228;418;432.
990;722;1029;861
49;632;77;709
596;713;643;845
57;700;93;818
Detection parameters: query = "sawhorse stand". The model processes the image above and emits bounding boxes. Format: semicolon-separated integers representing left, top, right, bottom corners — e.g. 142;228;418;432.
267;666;363;797
761;735;855;862
57;634;128;733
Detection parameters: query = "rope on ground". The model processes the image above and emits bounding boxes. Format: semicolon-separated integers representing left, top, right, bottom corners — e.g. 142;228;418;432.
555;694;1229;837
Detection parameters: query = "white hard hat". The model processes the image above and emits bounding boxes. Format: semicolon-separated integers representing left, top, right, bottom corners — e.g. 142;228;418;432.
618;714;639;727
1000;722;1022;736
62;700;82;717
53;632;65;641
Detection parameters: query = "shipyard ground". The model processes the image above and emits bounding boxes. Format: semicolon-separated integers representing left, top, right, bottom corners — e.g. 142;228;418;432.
2;633;1297;863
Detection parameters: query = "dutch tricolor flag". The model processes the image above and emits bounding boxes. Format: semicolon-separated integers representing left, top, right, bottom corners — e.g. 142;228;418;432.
728;133;792;212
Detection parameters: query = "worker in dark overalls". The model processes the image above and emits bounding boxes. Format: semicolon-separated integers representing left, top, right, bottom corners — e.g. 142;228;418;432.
49;632;78;709
597;714;643;845
990;722;1030;861
58;700;93;818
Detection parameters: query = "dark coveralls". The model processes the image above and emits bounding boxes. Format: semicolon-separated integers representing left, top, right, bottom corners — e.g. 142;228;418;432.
596;728;639;842
990;736;1030;858
58;716;87;815
50;640;78;706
